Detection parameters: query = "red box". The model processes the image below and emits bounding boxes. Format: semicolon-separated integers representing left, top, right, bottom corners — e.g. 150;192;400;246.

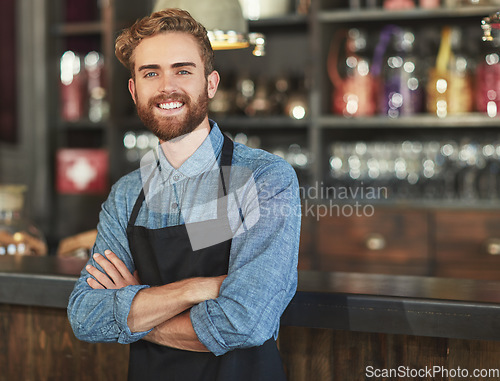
56;149;109;194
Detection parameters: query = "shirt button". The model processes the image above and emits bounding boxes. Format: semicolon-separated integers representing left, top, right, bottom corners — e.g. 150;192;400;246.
173;174;180;181
172;202;178;209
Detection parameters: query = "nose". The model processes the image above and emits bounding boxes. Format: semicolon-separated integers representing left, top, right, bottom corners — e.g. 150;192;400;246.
158;73;177;94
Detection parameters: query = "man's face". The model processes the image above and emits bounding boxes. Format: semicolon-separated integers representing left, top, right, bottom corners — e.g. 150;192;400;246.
128;32;219;142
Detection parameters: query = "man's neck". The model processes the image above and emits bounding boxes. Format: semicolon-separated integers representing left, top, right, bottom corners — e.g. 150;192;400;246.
159;119;211;169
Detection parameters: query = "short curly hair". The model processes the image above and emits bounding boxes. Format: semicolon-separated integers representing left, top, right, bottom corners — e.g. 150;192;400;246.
115;8;214;77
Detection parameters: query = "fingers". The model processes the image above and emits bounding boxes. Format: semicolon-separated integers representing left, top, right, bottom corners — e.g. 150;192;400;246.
86;250;139;289
86;276;104;289
105;250;139;286
92;252;124;287
86;260;115;289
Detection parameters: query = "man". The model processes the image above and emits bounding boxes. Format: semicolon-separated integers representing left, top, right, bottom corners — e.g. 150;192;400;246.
67;8;301;381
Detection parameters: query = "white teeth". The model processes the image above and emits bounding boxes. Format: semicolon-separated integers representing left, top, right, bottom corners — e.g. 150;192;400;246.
158;102;183;110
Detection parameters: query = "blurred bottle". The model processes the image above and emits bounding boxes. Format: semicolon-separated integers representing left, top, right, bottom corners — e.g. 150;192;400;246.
244;77;273;116
0;185;47;256
373;26;423;118
60;51;84;121
419;0;440;8
235;75;255;114
85;51;109;122
426;26;474;118
383;0;415;9
284;76;308;120
476;41;500;117
271;76;291;115
328;28;377;117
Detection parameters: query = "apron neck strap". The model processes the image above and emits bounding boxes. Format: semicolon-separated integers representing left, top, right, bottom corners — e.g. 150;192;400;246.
218;133;233;199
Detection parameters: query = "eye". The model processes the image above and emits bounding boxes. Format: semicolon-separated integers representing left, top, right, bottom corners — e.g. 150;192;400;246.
178;69;191;75
144;72;157;78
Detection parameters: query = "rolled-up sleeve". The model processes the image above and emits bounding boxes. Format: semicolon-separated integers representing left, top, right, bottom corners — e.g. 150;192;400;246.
190;157;301;356
67;177;152;344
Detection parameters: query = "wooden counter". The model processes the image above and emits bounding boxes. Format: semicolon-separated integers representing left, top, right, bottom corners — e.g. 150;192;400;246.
0;256;127;381
2;256;500;380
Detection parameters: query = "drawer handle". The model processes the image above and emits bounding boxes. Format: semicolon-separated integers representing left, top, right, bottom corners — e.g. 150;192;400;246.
365;234;386;251
485;238;500;256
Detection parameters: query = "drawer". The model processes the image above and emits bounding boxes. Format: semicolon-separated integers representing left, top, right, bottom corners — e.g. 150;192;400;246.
316;208;429;275
435;210;500;280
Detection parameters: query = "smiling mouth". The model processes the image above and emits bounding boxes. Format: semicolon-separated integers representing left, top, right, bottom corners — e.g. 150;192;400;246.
158;101;184;110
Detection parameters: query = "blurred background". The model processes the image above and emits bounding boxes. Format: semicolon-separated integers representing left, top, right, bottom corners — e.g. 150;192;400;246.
2;0;500;280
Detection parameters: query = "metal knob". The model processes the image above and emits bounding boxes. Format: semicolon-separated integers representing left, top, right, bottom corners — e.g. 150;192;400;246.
485;238;500;256
365;233;386;251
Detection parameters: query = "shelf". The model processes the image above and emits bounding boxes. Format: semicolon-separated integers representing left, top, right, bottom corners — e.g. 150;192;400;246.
394;198;500;210
302;197;500;210
51;21;103;36
318;5;499;23
116;115;311;131
248;14;308;29
318;113;500;128
215;115;310;129
56;120;108;131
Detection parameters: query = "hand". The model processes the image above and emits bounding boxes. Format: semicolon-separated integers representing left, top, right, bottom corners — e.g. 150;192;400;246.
86;250;140;289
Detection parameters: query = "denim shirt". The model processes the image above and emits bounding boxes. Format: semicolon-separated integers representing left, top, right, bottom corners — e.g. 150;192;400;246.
67;122;301;356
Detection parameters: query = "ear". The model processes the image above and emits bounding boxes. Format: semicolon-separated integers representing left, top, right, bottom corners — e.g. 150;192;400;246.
128;78;137;104
207;70;220;99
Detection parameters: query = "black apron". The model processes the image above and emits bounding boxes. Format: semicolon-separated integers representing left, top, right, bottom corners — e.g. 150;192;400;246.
126;134;287;381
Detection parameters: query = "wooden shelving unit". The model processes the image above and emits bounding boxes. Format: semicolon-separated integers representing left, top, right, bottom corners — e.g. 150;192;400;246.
41;0;500;261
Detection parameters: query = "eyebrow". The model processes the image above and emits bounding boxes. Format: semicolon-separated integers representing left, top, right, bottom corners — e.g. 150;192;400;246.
172;62;197;69
137;62;197;72
137;64;160;72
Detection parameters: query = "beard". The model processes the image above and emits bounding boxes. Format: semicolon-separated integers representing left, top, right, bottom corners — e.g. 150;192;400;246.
134;88;209;142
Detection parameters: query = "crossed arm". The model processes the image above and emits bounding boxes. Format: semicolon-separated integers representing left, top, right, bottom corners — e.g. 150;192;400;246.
87;250;225;352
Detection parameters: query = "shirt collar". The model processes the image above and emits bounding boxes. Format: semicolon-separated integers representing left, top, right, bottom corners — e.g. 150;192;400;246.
156;120;224;181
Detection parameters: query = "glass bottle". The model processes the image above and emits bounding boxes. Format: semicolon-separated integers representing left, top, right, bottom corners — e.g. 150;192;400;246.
329;28;377;117
476;40;500;117
60;50;85;122
426;26;474;118
85;51;109;123
375;26;424;118
0;185;47;256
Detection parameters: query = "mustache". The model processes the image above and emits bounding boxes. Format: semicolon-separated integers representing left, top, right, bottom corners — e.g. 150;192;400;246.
149;92;189;105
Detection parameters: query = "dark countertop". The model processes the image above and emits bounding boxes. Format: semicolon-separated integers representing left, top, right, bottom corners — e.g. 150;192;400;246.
283;271;500;341
1;256;500;341
0;256;85;309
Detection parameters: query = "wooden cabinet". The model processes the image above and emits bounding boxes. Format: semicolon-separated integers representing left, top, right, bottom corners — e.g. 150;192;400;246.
305;207;500;280
435;210;500;280
315;208;430;275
